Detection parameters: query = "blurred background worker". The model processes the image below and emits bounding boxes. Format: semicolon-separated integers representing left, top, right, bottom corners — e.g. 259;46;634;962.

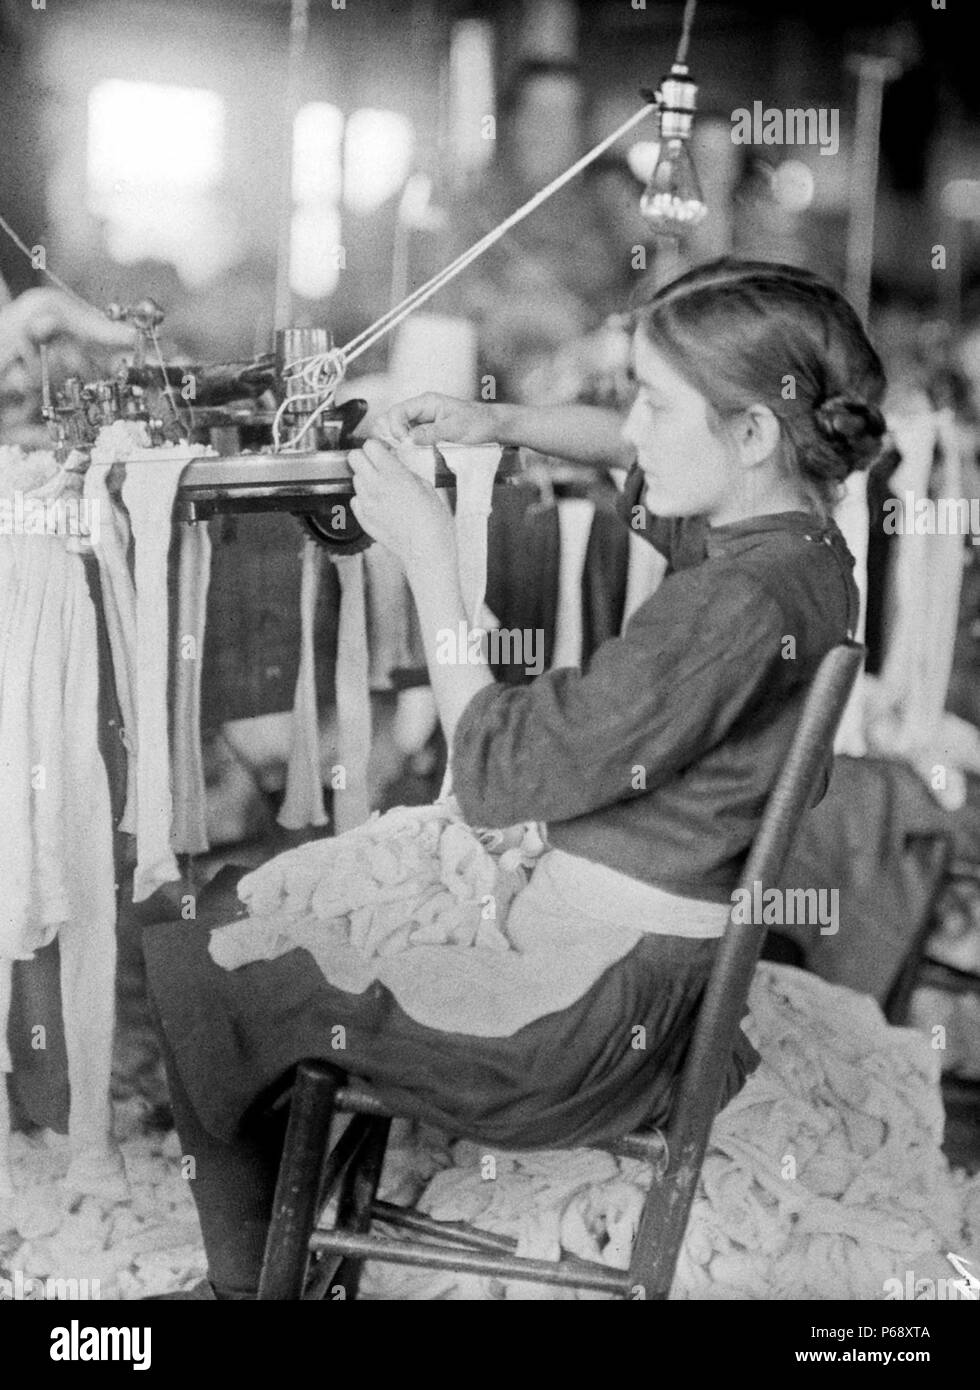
443;58;654;402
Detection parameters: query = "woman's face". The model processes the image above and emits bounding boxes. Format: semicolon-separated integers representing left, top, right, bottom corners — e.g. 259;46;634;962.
621;332;736;519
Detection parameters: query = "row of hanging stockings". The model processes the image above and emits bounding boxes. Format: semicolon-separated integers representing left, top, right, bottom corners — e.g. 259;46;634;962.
87;442;935;880
862;411;980;808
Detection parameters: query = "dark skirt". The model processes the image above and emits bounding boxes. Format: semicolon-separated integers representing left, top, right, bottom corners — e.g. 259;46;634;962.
143;880;759;1150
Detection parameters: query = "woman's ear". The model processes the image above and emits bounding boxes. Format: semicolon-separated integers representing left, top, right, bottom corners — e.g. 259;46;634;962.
731;404;781;467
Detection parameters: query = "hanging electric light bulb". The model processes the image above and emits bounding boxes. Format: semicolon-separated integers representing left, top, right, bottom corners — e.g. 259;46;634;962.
640;65;707;232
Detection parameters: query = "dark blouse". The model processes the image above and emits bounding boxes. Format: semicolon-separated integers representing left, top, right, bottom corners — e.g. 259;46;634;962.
451;462;859;903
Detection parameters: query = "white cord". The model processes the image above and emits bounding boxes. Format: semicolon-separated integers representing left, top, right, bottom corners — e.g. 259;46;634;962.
676;0;698;67
0;211;97;307
149;323;187;440
273;99;660;448
0;54;679;462
271;345;350;449
0;94;661;458
342;100;658;365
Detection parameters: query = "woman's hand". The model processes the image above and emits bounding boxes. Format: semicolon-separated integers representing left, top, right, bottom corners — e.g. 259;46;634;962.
369;392;633;472
1;288;137;377
349;438;455;570
5;288;137;362
14;289;138;351
368;392;506;448
351;436;496;749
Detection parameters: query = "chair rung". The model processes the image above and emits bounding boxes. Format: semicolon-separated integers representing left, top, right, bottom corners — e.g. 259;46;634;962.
304;1253;345;1302
309;1231;632;1294
317;1113;377;1207
370;1200;519;1255
336;1086;390;1117
368;1204;627;1275
338;1086;668;1171
606;1130;668;1169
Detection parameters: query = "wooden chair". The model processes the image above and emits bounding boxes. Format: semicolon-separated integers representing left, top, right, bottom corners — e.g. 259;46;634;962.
257;642;865;1300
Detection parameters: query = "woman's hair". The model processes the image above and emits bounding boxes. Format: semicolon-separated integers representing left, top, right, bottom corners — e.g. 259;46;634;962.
632;258;887;513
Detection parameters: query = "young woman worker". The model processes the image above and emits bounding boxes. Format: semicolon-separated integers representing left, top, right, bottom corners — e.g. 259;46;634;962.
143;259;886;1298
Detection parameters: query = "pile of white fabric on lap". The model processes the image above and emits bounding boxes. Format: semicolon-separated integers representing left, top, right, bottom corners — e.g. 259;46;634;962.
360;963;980;1300
209;802;543;979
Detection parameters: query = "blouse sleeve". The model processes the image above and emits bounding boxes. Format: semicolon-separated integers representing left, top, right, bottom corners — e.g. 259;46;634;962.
451;566;792;828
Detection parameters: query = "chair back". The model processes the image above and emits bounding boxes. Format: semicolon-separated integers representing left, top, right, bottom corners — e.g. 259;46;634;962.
628;641;865;1298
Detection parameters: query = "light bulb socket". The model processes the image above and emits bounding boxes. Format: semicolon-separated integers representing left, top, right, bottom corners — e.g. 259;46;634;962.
658;62;698;141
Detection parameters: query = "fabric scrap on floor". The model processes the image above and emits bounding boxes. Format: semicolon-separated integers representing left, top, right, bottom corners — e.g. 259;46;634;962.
0;1100;207;1299
359;964;980;1300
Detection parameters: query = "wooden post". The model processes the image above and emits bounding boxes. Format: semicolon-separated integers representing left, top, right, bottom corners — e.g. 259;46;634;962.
844;55;901;325
273;0;310;332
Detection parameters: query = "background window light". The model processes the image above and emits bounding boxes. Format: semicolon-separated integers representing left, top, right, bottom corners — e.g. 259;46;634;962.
87;79;225;193
290;204;343;300
292;102;344;204
86;79;226;283
449;20;495;177
343;109;415;215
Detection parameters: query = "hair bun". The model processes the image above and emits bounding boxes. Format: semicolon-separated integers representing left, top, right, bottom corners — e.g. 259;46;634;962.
813;394;886;471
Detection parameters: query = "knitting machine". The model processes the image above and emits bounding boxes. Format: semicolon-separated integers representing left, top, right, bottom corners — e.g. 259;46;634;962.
41;305;520;553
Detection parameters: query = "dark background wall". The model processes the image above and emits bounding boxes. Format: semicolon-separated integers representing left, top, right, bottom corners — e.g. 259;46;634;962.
1;0;976;327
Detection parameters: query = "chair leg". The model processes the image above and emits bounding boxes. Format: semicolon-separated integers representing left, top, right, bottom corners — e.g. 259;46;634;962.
330;1116;392;1301
626;1144;698;1300
258;1061;341;1300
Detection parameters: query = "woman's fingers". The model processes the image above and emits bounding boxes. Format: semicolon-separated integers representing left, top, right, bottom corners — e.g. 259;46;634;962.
348;447;382;501
0;332;33;378
349;441;414;517
368;392;504;450
407;420;443;446
349;442;387;473
350;439;399;487
16;288;137;350
360;438;390;463
370;392;445;444
361;437;404;473
54;299;137;349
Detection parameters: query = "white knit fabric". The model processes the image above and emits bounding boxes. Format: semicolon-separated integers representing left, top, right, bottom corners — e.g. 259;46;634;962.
329;552;372;833
171;520;212;855
551;498;595;669
278;539;329;831
118;449;199;900
0;510;120;1199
